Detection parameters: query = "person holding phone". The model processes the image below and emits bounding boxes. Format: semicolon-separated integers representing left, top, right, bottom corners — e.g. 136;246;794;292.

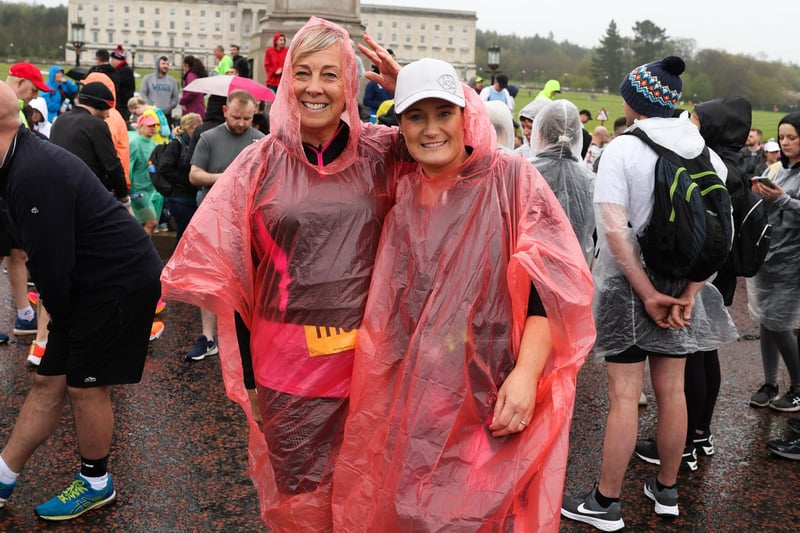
746;112;800;411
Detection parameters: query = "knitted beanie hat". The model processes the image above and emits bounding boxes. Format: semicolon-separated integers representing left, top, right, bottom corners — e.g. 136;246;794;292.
111;45;126;60
619;56;685;118
78;82;114;110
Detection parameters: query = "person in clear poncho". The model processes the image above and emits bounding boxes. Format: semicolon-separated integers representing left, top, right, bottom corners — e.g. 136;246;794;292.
529;99;595;265
160;17;404;531
746;112;800;410
562;56;737;531
484;99;516;151
332;58;596;532
514;98;549;158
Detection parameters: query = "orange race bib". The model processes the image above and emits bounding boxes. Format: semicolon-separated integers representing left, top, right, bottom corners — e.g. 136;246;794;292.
303;325;358;357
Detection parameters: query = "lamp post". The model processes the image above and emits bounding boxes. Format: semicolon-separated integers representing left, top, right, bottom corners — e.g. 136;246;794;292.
487;45;500;83
130;44;137;73
70;18;85;67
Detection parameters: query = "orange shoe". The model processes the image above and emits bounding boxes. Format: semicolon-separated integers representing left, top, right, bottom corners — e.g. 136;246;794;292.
155;298;166;315
149;320;165;342
27;341;45;366
28;291;38;307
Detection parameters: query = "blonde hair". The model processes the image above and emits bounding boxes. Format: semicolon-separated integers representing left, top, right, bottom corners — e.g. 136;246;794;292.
175;112;202;136
127;95;147;113
291;25;343;63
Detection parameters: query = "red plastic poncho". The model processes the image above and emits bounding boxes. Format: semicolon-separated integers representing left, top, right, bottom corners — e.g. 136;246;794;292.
332;87;596;531
161;17;401;532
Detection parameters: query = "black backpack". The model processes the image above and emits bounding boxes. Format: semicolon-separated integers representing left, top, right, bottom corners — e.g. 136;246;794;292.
148;138;185;197
728;169;773;277
628;128;733;282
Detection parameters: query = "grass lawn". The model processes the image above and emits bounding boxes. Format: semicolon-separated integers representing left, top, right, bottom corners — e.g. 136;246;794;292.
515;88;783;141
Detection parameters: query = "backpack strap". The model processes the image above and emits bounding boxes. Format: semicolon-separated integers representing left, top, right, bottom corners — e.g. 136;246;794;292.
625;126;711;162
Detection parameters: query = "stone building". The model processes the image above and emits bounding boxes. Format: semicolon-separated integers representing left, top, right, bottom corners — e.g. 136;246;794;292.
65;0;477;81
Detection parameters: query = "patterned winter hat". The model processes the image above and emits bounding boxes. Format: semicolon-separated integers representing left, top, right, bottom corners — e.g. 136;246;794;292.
620;56;685;118
111;45;126;60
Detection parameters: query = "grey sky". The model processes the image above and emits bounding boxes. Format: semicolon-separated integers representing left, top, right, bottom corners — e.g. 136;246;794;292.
33;0;800;65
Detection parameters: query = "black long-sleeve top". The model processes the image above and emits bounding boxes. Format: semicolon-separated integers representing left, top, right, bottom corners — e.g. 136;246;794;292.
49;106;128;199
0;126;162;322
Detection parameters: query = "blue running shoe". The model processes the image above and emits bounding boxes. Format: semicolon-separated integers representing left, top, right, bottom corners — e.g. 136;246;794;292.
0;479;15;508
0;331;8;344
35;474;116;521
13;315;37;336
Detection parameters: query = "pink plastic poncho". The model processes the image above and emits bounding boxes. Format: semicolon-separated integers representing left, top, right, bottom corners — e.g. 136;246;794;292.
161;17;401;532
332;87;596;531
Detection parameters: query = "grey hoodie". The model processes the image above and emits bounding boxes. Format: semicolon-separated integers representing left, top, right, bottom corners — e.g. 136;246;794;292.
140;58;179;116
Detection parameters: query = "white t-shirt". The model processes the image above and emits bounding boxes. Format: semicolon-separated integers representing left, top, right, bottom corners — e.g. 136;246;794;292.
593;116;727;277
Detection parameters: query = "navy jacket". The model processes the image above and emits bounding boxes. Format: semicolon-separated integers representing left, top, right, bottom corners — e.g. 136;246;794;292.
0;126;162;321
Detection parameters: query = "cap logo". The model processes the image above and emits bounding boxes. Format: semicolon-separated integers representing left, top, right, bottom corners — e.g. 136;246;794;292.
437;74;458;94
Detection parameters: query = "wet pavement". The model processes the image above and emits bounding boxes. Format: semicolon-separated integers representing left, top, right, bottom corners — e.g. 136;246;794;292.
0;232;795;531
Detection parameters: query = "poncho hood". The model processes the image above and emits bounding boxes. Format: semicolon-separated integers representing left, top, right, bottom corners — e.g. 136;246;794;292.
271;16;363;175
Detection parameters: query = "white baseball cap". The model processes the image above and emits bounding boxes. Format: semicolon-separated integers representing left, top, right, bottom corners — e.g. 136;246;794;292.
764;140;780;153
394;58;465;114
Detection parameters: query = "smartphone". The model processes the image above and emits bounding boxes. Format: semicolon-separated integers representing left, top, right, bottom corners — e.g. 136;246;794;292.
755;176;776;188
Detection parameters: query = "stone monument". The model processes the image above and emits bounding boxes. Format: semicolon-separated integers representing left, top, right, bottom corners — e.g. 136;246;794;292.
251;0;365;85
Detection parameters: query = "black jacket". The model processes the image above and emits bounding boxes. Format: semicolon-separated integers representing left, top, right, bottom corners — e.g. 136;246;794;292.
232;54;250;79
114;63;136;121
693;96;752;304
49;106;128;198
0;126;162;321
159;133;197;198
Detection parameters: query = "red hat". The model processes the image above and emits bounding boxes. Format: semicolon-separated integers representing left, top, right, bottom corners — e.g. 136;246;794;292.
136;114;158;127
111;45;126;60
9;62;50;92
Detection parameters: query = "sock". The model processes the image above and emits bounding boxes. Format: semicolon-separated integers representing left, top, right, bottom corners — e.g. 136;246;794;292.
0;456;19;485
17;306;34;321
594;488;619;508
80;455;109;482
656;479;676;491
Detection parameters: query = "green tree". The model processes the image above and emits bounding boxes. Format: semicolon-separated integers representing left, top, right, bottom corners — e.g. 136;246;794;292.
591;20;625;90
631;20;668;65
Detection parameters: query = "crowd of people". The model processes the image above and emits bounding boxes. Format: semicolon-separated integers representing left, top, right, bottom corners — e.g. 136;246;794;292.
0;15;798;531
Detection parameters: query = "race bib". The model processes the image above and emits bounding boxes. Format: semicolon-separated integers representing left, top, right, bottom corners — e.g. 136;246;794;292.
303;325;358;357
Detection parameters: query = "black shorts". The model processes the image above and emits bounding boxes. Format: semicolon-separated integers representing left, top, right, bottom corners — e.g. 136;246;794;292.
0;227;20;257
605;345;690;364
38;279;161;387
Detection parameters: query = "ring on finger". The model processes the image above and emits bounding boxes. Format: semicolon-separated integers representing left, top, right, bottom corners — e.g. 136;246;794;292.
519;420;527;427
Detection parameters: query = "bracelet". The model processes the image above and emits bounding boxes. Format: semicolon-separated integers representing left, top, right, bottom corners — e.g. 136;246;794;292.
119;197;131;207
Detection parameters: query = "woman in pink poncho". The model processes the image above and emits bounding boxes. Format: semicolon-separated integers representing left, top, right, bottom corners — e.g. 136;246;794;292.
332;58;596;531
161;17;405;532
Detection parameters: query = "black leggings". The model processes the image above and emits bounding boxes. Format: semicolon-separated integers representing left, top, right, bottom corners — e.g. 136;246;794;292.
684;350;721;444
257;386;349;495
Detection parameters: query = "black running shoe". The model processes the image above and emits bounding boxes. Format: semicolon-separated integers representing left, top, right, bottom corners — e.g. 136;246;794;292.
561;484;624;532
634;439;697;471
767;435;800;460
643;476;679;517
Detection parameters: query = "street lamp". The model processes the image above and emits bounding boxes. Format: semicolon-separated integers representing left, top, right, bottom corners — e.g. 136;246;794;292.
130;44;137;72
487;45;500;83
70;18;85;67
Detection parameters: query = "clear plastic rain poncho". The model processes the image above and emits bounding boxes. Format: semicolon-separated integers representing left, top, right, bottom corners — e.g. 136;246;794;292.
529;99;596;264
161;17;402;532
514;98;550;158
332;84;596;531
747;112;800;330
592;116;738;359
